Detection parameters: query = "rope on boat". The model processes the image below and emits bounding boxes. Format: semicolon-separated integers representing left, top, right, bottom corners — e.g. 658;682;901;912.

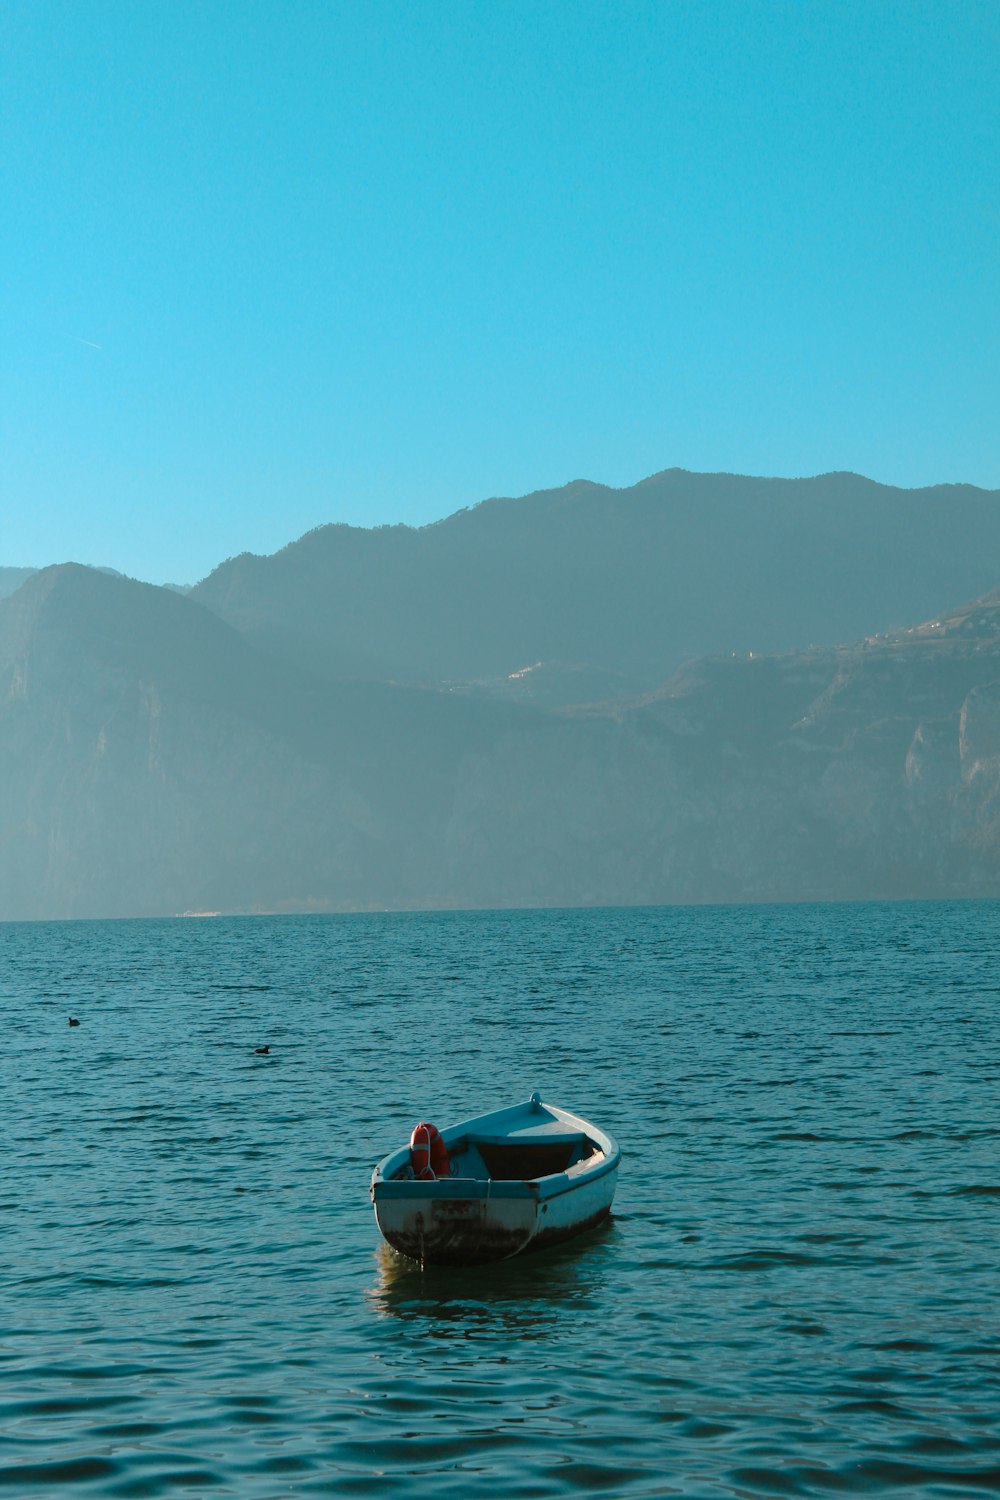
476;1176;492;1257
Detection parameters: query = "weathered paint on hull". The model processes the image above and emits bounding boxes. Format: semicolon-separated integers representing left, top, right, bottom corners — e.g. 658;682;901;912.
374;1191;535;1266
377;1202;615;1266
379;1219;533;1266
374;1165;619;1266
379;1200;614;1260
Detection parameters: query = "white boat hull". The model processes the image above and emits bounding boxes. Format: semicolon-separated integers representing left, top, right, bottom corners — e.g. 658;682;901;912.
370;1095;620;1266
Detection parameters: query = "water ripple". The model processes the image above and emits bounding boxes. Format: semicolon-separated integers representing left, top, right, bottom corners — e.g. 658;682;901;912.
1;902;998;1495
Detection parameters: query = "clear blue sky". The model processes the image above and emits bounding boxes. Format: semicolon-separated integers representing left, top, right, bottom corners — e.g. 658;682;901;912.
2;0;997;583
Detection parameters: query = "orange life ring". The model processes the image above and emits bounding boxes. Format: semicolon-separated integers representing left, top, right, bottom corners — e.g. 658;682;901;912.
409;1121;449;1180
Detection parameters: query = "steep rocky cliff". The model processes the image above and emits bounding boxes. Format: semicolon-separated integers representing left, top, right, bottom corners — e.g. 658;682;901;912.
0;565;540;916
4;562;1000;917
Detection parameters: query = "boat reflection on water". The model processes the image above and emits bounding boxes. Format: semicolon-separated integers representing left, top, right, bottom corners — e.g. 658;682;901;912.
366;1217;618;1336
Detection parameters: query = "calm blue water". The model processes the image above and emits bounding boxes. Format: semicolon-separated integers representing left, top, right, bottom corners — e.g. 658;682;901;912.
1;902;998;1497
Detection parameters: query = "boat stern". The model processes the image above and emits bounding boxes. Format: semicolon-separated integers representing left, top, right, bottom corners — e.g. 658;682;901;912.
371;1176;539;1266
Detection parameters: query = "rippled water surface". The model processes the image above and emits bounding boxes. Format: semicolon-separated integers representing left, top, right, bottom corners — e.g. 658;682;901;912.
1;902;999;1497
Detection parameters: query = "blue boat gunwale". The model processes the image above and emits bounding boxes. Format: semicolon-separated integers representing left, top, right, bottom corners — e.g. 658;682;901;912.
373;1149;619;1202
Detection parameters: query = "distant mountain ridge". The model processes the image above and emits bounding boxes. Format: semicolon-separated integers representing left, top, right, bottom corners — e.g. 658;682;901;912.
4;467;1000;918
5;556;1000;917
0;565;544;917
192;469;1000;695
0;567;39;602
0;566;190;603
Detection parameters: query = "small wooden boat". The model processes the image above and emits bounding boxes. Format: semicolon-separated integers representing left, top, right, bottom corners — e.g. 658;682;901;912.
370;1091;620;1266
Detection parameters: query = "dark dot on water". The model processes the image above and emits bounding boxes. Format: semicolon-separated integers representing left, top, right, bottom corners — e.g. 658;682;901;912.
68;1017;80;1026
254;1046;270;1055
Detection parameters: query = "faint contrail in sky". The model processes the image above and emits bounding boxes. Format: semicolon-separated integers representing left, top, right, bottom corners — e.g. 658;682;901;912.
71;336;103;350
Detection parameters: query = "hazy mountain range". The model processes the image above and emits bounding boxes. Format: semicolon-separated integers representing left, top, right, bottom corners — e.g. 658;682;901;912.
0;567;190;603
191;469;1000;694
4;468;1000;919
0;567;40;602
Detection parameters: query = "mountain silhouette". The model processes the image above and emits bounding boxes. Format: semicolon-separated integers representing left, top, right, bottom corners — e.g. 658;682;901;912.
4;469;1000;917
192;469;1000;692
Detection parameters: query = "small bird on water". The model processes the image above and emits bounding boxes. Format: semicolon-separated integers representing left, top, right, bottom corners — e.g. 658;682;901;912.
254;1045;270;1055
68;1017;80;1027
